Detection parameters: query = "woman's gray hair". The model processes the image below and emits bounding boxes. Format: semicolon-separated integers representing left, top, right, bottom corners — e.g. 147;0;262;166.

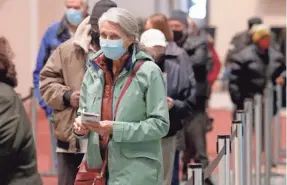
98;7;139;39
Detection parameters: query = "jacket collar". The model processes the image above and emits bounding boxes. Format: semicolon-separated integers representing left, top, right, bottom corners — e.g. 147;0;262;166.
56;16;71;40
88;44;152;72
165;41;183;57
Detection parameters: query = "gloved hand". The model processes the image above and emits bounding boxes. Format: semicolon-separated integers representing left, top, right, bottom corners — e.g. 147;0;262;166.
73;16;92;53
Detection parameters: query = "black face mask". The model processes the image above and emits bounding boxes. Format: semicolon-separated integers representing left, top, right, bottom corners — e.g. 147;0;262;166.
173;30;184;42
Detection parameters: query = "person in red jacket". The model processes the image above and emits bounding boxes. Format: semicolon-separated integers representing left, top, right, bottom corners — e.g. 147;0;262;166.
207;35;221;88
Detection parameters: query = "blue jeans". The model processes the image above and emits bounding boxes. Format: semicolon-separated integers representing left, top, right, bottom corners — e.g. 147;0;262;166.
172;150;180;185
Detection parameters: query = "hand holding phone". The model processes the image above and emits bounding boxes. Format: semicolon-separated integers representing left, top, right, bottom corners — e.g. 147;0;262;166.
81;112;100;124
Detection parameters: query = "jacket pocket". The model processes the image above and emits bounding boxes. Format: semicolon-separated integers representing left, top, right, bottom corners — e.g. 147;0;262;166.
53;108;76;141
120;143;161;182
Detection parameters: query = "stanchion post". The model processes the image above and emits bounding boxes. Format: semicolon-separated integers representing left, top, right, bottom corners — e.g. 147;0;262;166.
264;83;273;185
217;135;231;185
273;84;282;166
244;98;253;185
30;87;37;145
254;94;262;185
235;110;246;185
232;120;243;185
188;164;204;185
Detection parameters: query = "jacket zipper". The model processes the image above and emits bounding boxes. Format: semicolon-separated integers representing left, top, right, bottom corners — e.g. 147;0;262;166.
111;72;128;121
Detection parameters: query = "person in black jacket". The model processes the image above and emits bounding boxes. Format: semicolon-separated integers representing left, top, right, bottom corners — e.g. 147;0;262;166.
144;13;196;185
0;36;42;185
141;29;196;185
168;10;214;185
229;24;286;112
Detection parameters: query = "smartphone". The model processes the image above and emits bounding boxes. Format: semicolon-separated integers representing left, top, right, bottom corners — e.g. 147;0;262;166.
81;112;100;124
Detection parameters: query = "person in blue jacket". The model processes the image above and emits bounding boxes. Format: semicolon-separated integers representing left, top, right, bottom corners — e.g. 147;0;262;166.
33;0;88;172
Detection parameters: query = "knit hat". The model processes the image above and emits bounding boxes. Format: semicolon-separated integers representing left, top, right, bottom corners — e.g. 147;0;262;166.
248;17;263;29
250;24;270;42
89;0;117;31
169;10;188;28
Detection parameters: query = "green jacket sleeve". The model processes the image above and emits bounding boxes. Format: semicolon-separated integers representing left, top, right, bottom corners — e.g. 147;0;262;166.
112;65;170;143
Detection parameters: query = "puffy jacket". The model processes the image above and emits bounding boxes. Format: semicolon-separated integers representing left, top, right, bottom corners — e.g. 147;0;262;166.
33;17;71;117
182;34;212;109
228;44;286;109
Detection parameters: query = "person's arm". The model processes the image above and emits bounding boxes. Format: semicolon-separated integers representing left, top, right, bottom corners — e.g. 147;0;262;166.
112;64;170;143
273;55;286;85
33;30;52;115
73;71;90;139
0;93;20;158
170;54;196;120
189;42;209;67
39;45;72;111
228;56;244;106
208;44;221;86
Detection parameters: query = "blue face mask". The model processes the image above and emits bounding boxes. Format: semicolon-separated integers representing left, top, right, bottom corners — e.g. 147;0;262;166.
100;38;127;60
66;8;83;25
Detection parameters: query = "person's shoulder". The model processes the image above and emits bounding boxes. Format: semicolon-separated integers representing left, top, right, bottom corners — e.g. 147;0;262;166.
46;21;61;32
232;31;248;40
184;35;207;50
139;60;162;77
42;21;61;38
233;44;255;62
269;47;284;61
57;38;74;51
0;83;16;104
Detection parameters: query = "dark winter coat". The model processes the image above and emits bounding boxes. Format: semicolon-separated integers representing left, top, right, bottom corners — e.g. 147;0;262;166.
228;44;286;109
0;83;42;185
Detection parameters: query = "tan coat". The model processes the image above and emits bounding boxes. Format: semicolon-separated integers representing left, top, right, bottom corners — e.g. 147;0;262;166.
40;39;86;152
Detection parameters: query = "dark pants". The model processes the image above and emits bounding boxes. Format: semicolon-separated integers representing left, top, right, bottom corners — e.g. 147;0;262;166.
57;153;84;185
182;111;209;168
171;150;180;185
182;111;214;185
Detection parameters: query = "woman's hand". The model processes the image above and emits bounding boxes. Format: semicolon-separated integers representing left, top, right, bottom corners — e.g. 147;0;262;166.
85;121;113;136
73;118;89;135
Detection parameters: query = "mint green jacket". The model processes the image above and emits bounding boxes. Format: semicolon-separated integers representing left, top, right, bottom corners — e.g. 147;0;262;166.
77;47;169;185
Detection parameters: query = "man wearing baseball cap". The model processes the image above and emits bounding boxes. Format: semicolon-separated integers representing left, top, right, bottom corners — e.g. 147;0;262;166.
40;1;117;184
141;29;196;185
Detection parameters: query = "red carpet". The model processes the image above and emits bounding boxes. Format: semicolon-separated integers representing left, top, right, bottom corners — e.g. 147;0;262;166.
24;102;286;185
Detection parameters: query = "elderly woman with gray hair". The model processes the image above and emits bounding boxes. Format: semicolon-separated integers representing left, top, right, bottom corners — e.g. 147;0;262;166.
73;7;169;185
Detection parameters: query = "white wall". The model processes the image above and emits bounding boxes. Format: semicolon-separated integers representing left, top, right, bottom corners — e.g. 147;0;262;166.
209;0;286;61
